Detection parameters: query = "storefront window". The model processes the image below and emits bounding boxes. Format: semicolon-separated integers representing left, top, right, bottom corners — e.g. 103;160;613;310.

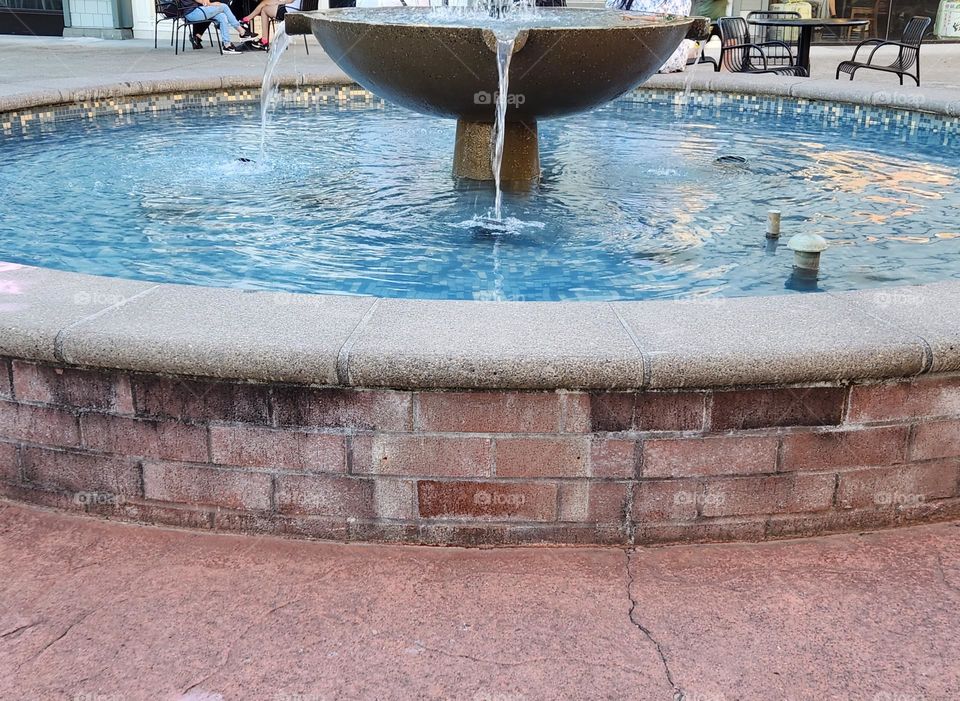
0;0;65;35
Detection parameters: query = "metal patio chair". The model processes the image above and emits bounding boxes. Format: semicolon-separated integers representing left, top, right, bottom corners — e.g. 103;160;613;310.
746;10;801;67
717;17;808;76
835;15;931;86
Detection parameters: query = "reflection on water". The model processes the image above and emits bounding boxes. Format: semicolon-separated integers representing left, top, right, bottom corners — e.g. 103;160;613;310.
0;98;958;301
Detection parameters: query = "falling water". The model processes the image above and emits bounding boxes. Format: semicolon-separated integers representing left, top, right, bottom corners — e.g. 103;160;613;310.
259;25;292;158
491;29;518;221
680;37;711;108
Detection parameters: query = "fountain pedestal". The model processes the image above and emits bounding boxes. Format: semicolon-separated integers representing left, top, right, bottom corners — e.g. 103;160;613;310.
453;120;539;181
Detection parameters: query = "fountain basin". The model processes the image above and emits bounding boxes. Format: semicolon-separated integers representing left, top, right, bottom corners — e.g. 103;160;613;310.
1;78;959;546
290;8;696;121
288;8;702;180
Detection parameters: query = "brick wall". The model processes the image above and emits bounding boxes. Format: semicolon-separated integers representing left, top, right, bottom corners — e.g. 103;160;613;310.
1;357;958;546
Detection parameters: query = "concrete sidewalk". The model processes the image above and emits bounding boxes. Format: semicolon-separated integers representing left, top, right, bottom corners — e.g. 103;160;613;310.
0;34;957;100
1;502;958;700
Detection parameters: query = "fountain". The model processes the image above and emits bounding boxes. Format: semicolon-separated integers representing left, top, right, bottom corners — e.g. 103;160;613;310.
2;9;960;548
285;7;709;184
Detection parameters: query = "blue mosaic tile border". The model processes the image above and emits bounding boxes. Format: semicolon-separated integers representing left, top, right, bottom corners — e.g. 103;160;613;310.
625;88;960;136
2;83;958;138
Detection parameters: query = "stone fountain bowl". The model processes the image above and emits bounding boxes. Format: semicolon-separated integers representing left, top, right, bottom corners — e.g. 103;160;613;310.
286;8;705;122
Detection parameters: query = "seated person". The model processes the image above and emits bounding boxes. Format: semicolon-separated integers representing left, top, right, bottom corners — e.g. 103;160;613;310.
181;0;257;53
606;0;697;73
243;0;302;50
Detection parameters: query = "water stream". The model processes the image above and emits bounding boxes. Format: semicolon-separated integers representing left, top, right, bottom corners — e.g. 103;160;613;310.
259;25;292;159
491;29;518;221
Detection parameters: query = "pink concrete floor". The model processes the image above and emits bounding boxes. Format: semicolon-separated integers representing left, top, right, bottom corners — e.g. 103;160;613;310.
1;502;958;701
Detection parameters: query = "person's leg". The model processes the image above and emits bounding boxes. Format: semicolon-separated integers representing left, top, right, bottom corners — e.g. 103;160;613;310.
183;6;223;45
191;20;210;47
195;5;231;45
262;4;277;42
200;3;243;44
242;0;269;20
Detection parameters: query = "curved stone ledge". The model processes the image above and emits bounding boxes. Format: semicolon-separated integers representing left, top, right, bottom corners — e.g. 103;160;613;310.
0;263;956;390
2;78;960;545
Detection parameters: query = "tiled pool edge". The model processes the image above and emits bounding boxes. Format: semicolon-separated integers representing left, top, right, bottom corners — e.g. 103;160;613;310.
3;73;960;134
1;76;959;545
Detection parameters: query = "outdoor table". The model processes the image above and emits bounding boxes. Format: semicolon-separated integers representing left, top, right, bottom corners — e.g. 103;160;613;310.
747;17;869;75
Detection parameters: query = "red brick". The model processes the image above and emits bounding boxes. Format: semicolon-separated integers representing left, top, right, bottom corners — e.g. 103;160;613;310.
700;473;835;517
96;499;216;530
275;474;374;517
499;524;627;546
132;375;270;423
209;425;345;473
12;361;132;412
0;359;10;399
848;376;960;423
632;479;699;522
781;426;909;472
273;387;411;431
82;413;208;463
417;480;557;521
642;434;778;478
711;387;845;430
416;523;511;547
0;441;17;482
0;400;79;447
354;435;491;478
765;508;901;540
590;392;704;432
636;518;767;545
22;446;140;496
143;462;271;511
561;393;591;433
911;419;960;461
371;478;417;520
417;391;559;433
558;481;628;524
590;438;638;479
496;437;588;478
0;481;87;512
836;460;960;510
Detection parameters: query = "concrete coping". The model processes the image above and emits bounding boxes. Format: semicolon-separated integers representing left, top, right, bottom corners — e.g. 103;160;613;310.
1;76;959;390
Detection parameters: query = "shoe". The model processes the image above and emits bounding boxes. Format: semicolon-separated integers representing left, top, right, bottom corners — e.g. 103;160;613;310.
190;33;202;50
238;20;257;39
251;38;269;51
222;42;241;53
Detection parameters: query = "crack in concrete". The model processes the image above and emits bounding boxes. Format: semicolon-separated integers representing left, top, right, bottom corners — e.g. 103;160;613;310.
0;620;43;640
625;549;684;701
372;630;649;677
934;552;960;596
16;609;97;671
181;598;303;696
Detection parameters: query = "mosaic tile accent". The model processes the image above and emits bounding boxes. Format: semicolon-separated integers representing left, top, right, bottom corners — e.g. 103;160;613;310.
625;88;960;136
1;84;959;138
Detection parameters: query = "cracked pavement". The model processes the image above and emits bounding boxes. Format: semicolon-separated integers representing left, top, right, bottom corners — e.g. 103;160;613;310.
1;503;958;700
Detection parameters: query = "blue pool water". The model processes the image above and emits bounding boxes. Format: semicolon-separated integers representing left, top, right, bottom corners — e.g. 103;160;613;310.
2;95;959;301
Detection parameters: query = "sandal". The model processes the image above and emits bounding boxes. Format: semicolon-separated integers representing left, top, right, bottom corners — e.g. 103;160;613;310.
190;33;203;49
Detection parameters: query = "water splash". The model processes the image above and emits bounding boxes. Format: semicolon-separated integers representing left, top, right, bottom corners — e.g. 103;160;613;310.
259;25;292;159
491;29;517;221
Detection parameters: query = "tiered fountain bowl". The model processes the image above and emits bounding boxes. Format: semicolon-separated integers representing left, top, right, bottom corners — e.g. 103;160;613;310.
286;7;709;181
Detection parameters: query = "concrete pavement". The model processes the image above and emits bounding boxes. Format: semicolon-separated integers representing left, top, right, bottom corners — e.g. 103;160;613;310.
1;502;958;700
1;33;958;100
